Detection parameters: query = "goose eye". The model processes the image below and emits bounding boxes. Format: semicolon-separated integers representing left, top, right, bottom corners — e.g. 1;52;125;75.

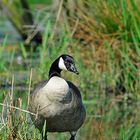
65;61;71;68
65;61;69;65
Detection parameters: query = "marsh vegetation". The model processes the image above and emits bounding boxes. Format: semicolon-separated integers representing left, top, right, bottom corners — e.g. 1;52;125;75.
0;0;140;139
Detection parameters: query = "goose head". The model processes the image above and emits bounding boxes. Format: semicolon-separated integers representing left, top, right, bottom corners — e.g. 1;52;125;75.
49;54;79;78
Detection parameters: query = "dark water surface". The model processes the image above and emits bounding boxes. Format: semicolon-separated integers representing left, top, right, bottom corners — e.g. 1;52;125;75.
0;18;22;45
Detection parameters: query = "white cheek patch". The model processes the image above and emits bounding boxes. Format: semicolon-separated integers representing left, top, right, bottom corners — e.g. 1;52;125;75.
58;57;67;71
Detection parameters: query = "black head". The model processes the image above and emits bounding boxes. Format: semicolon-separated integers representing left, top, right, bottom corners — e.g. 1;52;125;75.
58;54;79;74
49;54;79;78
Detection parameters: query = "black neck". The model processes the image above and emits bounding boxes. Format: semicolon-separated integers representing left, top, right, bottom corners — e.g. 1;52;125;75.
48;59;62;78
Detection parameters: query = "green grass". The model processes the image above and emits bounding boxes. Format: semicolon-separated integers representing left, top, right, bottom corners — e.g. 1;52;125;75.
29;0;51;5
0;0;140;140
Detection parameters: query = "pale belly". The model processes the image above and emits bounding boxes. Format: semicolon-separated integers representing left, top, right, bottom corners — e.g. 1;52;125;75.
30;99;86;132
36;103;86;132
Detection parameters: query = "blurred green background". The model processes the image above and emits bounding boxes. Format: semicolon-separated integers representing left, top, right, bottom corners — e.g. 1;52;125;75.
0;0;140;140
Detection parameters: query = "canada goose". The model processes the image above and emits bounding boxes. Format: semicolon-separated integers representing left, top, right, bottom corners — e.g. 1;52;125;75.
29;54;86;140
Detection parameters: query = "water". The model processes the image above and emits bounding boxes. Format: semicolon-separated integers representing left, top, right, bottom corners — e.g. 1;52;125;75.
0;19;22;44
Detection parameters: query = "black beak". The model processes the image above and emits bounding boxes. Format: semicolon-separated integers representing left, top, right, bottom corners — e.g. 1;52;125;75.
70;64;79;75
74;69;79;75
76;71;79;75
